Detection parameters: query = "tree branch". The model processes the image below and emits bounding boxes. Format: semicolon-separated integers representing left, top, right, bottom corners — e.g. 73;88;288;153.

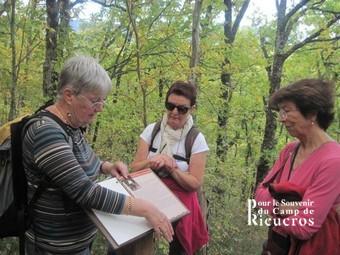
285;0;311;22
90;0;126;11
260;36;272;79
16;40;43;69
230;0;250;41
147;1;172;33
108;22;132;77
310;7;340;15
309;35;340;43
284;14;340;58
285;0;312;36
260;36;270;60
275;0;280;11
70;0;87;8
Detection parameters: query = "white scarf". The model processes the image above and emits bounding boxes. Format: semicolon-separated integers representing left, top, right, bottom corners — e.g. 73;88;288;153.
156;113;194;156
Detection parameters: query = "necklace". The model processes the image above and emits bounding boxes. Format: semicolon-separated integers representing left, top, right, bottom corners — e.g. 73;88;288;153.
54;105;70;125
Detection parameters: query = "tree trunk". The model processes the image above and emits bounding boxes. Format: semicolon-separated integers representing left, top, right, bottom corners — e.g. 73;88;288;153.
216;0;250;161
256;55;285;184
58;0;71;60
8;0;16;121
255;0;289;186
189;0;202;84
43;0;58;98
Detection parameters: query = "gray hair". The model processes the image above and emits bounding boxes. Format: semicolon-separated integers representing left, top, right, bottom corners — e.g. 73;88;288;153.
57;55;112;97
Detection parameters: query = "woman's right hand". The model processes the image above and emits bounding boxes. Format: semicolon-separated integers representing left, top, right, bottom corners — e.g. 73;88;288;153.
125;198;174;242
149;155;166;170
149;154;176;171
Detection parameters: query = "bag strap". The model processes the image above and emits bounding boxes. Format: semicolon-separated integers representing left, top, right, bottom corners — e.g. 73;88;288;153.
149;120;162;153
262;143;300;188
36;110;70;136
184;126;200;163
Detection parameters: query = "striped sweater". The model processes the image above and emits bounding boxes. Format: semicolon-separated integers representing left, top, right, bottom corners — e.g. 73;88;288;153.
23;113;126;254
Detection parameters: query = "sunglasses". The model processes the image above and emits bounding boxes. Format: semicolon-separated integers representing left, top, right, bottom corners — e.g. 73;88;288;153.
165;102;191;114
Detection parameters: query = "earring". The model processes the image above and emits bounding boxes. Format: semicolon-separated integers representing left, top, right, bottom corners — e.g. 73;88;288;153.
311;121;315;125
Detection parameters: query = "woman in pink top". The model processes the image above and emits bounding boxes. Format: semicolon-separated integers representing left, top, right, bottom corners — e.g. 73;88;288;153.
255;79;340;255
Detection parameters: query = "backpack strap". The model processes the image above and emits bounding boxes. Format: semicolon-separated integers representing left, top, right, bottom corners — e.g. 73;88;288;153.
148;120;200;164
37;110;71;136
149;120;162;153
173;126;200;164
184;126;200;163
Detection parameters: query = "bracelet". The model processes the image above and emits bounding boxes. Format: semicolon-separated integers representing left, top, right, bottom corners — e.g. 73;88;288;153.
127;196;133;215
100;161;106;174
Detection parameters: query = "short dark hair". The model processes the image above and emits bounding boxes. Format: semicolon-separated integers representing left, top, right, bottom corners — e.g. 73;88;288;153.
269;79;335;130
165;80;197;106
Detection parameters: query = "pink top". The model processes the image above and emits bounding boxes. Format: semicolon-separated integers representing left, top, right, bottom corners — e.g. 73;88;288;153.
255;141;340;240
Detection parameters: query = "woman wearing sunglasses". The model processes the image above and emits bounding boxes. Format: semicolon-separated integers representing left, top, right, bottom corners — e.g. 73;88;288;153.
130;81;209;255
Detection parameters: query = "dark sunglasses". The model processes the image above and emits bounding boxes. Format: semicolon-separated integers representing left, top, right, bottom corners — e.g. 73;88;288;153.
165;102;191;114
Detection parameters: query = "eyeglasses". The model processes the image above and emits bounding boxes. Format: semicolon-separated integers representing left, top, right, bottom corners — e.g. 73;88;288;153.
78;94;106;109
165;102;191;114
277;108;298;120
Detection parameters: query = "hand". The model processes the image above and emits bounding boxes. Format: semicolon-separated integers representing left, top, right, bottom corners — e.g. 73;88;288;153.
143;202;174;242
149;155;166;170
108;161;129;179
277;202;299;217
128;198;174;242
161;155;177;173
149;155;176;172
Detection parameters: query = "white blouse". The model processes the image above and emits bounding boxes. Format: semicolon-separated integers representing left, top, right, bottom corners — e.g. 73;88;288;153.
140;122;209;172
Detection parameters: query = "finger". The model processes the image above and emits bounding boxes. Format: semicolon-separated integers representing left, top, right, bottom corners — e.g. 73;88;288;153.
162;228;173;242
154;226;162;240
159;217;173;241
116;174;124;180
155;161;163;168
163;217;174;237
167;220;174;236
120;170;129;179
157;224;172;242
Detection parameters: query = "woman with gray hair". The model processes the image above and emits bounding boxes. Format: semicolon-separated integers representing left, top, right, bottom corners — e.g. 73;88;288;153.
23;56;173;254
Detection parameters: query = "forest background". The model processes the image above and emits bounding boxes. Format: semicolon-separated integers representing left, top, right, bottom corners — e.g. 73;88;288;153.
0;0;339;254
